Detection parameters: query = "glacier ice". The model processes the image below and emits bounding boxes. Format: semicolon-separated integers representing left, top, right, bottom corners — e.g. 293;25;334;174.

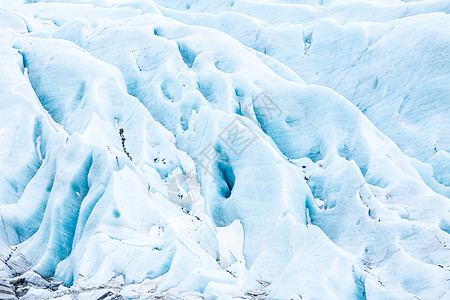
0;0;449;299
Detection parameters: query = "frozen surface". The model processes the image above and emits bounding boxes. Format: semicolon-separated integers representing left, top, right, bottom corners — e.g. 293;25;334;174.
0;0;449;299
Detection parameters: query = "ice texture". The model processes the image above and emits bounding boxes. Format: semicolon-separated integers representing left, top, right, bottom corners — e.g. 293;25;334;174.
0;0;449;299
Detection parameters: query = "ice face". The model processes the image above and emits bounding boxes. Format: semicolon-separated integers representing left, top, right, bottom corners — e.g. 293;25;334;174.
0;0;449;299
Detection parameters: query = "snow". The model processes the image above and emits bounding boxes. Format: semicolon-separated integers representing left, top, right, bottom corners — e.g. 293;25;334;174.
0;0;449;299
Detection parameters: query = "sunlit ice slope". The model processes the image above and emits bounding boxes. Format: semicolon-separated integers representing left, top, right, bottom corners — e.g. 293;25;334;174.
0;0;449;299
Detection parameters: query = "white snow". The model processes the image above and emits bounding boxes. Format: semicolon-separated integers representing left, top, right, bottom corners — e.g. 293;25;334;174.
0;0;449;299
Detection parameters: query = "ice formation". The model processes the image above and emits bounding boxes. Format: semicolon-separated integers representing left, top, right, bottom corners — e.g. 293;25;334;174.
0;0;449;299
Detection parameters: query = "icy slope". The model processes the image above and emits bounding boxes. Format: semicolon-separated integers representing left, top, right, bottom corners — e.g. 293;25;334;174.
156;0;450;197
0;0;449;299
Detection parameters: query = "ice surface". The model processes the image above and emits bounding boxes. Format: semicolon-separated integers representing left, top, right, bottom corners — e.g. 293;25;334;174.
0;0;449;299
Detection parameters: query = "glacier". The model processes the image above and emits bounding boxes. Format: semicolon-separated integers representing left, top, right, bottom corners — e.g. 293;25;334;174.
0;0;449;299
